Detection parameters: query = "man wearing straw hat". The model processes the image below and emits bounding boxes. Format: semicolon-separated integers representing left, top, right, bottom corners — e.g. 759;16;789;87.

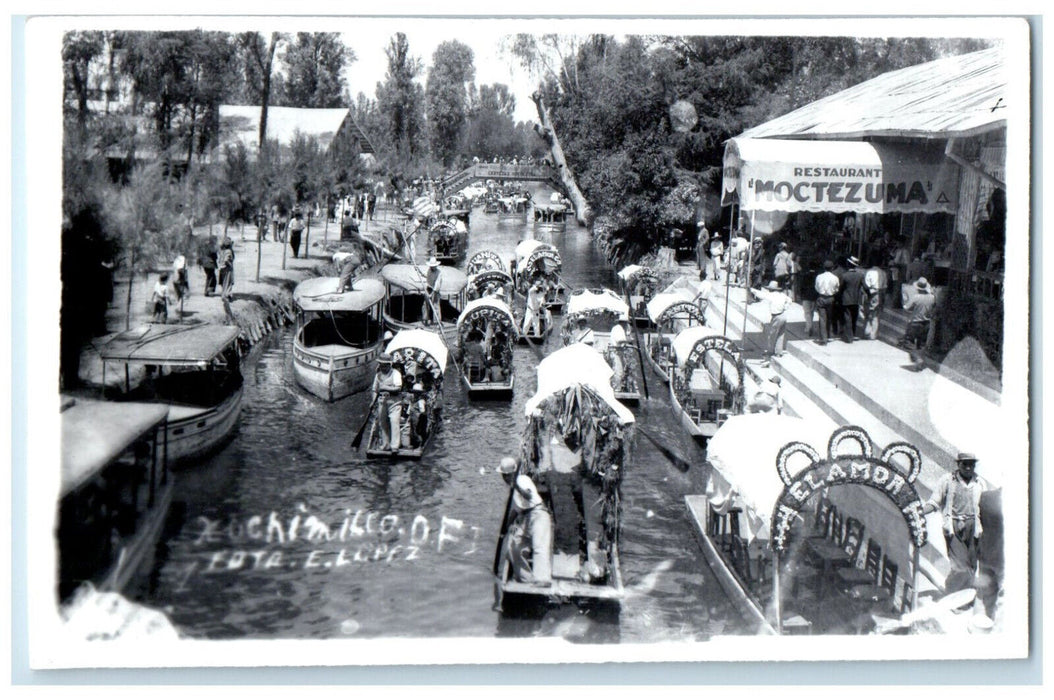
506;474;553;585
923;452;988;593
422;257;442;325
898;277;936;371
371;353;403;451
840;255;866;343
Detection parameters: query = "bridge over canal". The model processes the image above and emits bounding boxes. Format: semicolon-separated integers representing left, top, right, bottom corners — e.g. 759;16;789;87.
440;162;565;198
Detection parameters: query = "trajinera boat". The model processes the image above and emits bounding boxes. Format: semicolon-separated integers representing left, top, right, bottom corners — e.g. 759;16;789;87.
668;324;744;442
497;195;530;222
532;203;569;233
494;343;634;609
455;298;517;397
58;397;173;603
98;324;243;465
364;328;448;459
562;288;641;405
466;250;507;277
380;263;468;334
641;289;707;383
291;277;386;402
687;416;937;635
616;264;661;328
427;218;469;265
513;239;566;314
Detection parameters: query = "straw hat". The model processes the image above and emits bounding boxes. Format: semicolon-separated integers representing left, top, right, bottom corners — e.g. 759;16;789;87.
427;257;441;267
957;452;978;463
916;277;930;291
498;456;518;475
378;353;392;364
412;383;424;393
847;256;860;267
512;474;543;510
767;280;781;290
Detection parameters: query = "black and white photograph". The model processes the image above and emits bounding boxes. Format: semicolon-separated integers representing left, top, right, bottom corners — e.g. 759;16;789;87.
14;8;1034;677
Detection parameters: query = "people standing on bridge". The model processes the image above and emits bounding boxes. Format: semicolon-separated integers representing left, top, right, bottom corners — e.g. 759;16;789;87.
923;452;987;593
840;256;865;343
814;260;840;346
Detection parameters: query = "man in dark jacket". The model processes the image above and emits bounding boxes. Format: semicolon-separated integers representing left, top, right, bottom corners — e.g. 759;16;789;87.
840;256;866;343
830;258;847;337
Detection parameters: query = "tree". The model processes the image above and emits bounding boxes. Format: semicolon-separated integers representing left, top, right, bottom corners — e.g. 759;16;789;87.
375;33;426;159
279;32;353;108
62;31;105;134
425;40;475;166
461;83;522;159
239;32;283;158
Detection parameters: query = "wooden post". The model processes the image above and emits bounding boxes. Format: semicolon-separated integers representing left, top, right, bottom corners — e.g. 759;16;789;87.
305;209;312;259
741;209;756;343
255;219;262;283
911;544;920;613
323;194;330;246
281;213;288;271
773;550;783;634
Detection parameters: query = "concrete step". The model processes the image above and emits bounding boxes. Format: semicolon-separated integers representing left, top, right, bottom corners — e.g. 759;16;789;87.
784;341;960;472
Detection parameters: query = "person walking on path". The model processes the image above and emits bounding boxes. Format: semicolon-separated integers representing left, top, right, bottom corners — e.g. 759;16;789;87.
695;223;710;281
923;452;988;593
151;272;171;323
898;277;935;371
172;254;189;303
218;237;235;300
199;236;218;297
862;256;887;339
288;208;305;259
772;242;793;289
813;260;840;346
840;256;865;343
754;280;790;364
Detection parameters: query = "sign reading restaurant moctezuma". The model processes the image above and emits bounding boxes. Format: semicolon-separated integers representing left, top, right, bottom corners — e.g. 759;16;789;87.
722;138;960;215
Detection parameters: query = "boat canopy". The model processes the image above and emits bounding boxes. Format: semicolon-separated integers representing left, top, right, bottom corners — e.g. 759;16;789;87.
468;269;513;295
515;239;560;266
467;250;506;275
293;277;385;312
671;325;727;367
706;414;833;546
616;264;655;284
62;398;169;497
380;264;468;296
456;298;516;336
566;288;629;318
99;324;240;367
646;290;701;323
534;203;567;214
525;344;635;424
385;329;449;376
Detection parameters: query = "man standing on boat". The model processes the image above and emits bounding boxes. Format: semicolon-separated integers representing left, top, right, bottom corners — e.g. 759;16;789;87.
923;452;988;593
371;353;403;452
571;316;595;346
609;315;630;346
522;280;545;336
423;258;443;325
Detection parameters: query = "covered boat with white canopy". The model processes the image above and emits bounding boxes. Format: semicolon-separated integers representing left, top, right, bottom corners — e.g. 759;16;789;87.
668;325;744;442
466;250;507;277
513;239;566;313
495;344;633;610
641;288;708;382
426;218;468;265
687;416;934;635
533;202;569;232
617;264;661;327
364;329;449;459
497;195;530;221
380;263;468;333
292;276;386;401
467;268;514;302
562;288;639;404
455;298;517;396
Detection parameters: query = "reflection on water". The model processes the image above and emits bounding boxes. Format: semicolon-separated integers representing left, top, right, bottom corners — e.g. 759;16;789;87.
143;184;745;642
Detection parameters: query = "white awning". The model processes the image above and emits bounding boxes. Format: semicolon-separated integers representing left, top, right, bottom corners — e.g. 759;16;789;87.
646;291;699;323
706;414;833;546
566;288;629;317
671;325;725;366
721;137;960;214
525;344;635;424
384;329;449;371
456;298;516;332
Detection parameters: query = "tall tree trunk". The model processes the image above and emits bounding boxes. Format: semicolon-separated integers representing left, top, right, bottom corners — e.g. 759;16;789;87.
531;91;592;226
257;33;279;157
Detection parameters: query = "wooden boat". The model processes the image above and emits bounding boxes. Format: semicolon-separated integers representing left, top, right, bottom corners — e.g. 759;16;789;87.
562;288;640;405
483;193;501;214
494;344;634;609
98;324;243;466
426;219;469;265
466;250;508;277
58;397;173;603
513;239;566;314
532;203;569;233
616;264;662;328
668;325;745;442
640;290;707;383
688;416;935;635
455;298;516;397
497;195;530;222
380;263;467;335
292;277;386;402
364;329;448;459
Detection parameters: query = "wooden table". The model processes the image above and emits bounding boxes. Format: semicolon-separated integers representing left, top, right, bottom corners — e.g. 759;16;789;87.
805;539;853;599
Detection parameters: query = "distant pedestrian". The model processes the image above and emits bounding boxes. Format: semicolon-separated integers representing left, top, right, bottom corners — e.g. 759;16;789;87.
862;256;887;339
789;251;802;302
800;260;819;338
830;258;847;337
899;277;935;371
172;254;189;302
756;280;790;363
813;260;840;345
288;209;305;259
840;256;865;342
152;273;171;323
200;236;218;296
367;192;377;221
695;223;710;280
341;209;358;240
218;237;235;299
773;242;792;289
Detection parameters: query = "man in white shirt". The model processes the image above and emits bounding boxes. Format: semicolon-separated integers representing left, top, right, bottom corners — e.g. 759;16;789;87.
813;260;841;345
609;315;630;346
522;281;545;336
754;280;791;363
371;354;403;451
571;316;595;346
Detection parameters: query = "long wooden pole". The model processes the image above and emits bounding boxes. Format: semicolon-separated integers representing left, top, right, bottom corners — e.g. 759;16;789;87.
773;550;783;634
741;210;756;343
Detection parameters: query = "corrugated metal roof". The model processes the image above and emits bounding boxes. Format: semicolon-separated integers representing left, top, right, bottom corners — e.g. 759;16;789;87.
218;105;374;154
740;47;1006;141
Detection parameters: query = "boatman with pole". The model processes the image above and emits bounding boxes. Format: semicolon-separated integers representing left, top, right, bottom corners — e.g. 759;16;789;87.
371;353;403;452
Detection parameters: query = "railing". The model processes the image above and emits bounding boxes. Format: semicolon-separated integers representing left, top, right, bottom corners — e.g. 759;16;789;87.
441;163;561;193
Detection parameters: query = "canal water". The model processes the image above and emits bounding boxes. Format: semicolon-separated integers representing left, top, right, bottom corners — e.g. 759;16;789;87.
141;184;746;642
